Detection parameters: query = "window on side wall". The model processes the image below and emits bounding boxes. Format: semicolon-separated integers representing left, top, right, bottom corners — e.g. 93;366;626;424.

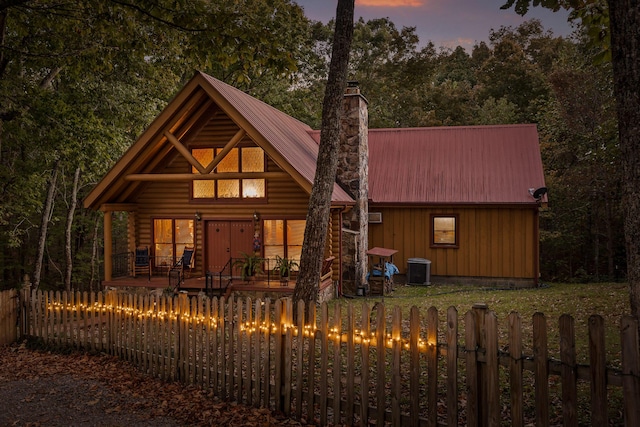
431;214;458;248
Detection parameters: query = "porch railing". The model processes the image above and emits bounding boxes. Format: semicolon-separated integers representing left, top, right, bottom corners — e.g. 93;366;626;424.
111;253;302;288
111;252;131;278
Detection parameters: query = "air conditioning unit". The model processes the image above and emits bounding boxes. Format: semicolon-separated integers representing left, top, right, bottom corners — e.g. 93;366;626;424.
368;212;382;223
407;258;431;285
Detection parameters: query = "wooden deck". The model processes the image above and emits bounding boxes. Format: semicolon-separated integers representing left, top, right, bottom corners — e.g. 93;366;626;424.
102;274;298;297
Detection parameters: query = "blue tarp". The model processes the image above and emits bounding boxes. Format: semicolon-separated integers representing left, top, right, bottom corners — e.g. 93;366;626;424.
367;262;399;280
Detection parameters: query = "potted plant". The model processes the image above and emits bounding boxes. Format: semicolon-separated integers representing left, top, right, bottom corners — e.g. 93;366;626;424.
233;252;263;282
275;255;298;286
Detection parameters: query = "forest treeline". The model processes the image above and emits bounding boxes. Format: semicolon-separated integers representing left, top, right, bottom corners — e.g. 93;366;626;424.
0;0;621;290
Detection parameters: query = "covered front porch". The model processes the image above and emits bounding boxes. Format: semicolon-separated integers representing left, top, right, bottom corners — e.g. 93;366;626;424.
103;255;337;301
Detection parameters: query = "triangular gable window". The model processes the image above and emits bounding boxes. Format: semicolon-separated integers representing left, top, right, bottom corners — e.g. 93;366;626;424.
191;147;265;199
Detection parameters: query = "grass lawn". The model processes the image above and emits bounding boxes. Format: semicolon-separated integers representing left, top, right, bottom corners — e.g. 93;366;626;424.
329;281;630;366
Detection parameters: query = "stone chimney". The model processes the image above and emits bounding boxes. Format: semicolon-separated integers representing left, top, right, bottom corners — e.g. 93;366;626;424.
337;81;368;294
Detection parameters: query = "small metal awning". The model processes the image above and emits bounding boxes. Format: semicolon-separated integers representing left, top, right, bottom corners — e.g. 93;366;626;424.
366;247;398;258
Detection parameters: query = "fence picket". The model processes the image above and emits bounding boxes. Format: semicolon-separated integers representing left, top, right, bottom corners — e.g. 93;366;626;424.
559;314;577;427
44;291;51;344
588;315;607;425
360;301;370;426
144;294;149;371
295;299;305;420
158;295;166;380
245;297;253;406
274;299;283;412
332;303;342;425
319;302;329;426
465;310;478;427
346;304;355;426
220;296;227;397
98;291;105;353
139;294;145;365
391;306;402;427
509;311;524;427
251;298;262;407
31;289;39;340
128;294;133;362
253;298;261;406
621;315;640;426
306;302;317;420
227;295;235;398
411;305;423;426
485;311;500;426
283;299;293;416
62;291;67;344
154;295;160;377
446;306;458;427
90;292;100;356
204;297;211;390
263;298;272;409
426;306;438;427
375;303;386;427
237;298;244;401
56;291;62;344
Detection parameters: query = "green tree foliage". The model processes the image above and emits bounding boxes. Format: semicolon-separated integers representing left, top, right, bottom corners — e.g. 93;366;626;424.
296;17;568;127
502;0;640;326
537;41;621;281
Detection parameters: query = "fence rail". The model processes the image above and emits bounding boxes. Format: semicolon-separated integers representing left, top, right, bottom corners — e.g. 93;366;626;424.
2;288;640;426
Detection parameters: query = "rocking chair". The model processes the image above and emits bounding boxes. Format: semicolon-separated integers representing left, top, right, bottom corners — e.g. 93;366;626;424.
133;246;151;281
168;246;195;291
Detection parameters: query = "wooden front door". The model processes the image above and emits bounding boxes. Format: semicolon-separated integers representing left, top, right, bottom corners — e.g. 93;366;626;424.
205;220;254;273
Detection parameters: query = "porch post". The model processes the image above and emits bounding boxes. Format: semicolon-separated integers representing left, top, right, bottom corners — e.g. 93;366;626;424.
103;210;113;281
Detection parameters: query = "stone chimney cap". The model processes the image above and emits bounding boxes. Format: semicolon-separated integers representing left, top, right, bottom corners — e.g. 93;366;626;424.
347;80;359;87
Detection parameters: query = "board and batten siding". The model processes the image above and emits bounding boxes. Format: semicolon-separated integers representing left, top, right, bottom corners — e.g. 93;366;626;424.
368;206;538;283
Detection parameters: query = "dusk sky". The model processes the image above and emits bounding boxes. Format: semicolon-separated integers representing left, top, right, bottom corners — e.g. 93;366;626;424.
294;0;575;51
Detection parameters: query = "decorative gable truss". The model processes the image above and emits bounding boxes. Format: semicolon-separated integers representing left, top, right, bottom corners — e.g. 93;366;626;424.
124;117;288;185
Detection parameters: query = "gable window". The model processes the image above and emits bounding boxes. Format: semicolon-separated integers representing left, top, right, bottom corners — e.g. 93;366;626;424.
263;219;306;266
192;146;265;199
431;214;458;248
153;218;195;267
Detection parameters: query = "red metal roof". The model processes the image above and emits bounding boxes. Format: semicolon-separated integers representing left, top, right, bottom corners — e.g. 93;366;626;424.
85;71;544;210
367;125;546;205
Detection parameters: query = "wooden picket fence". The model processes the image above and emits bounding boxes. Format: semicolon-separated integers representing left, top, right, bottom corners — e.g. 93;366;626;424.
3;287;640;426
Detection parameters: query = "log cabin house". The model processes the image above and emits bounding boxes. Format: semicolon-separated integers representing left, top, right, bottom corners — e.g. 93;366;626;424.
84;71;547;297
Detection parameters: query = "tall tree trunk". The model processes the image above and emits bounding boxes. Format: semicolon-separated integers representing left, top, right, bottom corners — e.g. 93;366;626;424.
606;195;615;278
90;215;100;293
293;0;354;308
64;167;80;292
33;160;59;289
608;0;640;321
